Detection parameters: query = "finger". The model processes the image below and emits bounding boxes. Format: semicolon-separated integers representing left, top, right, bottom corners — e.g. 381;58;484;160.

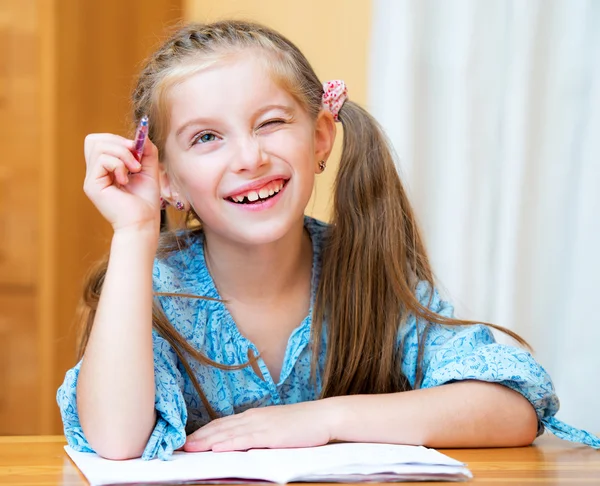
94;153;129;186
185;415;251;452
137;137;160;173
84;133;136;164
112;162;129;186
212;432;261;452
90;141;141;174
184;424;217;446
141;135;157;157
183;438;210;452
187;415;243;442
184;428;237;452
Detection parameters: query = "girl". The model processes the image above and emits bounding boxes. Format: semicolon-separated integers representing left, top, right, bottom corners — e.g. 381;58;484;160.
57;20;600;461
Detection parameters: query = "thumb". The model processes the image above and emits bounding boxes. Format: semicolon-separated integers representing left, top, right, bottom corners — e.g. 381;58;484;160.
138;137;160;175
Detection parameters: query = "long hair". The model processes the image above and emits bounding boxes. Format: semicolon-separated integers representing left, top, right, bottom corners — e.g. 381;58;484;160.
77;20;529;418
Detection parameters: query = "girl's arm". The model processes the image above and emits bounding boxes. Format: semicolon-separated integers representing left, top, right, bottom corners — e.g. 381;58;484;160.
183;379;538;452
184;285;549;452
77;226;159;460
74;131;162;460
326;380;539;448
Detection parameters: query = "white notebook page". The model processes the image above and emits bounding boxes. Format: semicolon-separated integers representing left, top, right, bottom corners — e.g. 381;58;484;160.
65;442;472;485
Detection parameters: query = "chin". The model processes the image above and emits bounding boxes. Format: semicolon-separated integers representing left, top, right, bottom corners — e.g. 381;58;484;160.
202;213;305;247
232;216;302;246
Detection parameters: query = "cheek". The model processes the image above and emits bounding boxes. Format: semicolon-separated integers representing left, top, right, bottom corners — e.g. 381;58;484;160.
263;130;315;166
175;159;223;203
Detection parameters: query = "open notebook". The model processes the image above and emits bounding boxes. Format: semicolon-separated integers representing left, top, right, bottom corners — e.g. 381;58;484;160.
65;442;472;484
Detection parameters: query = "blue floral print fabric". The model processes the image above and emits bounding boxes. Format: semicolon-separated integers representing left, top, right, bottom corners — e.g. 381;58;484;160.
57;216;600;460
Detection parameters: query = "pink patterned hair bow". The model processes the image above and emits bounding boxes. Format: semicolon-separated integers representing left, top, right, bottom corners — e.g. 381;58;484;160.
322;80;348;121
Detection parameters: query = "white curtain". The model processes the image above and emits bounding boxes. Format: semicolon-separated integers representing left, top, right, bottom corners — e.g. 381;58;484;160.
369;0;600;432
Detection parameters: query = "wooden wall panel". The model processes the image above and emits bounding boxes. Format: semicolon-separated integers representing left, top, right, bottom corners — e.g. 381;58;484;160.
0;294;38;434
0;0;183;435
39;0;184;434
0;0;41;434
0;0;39;289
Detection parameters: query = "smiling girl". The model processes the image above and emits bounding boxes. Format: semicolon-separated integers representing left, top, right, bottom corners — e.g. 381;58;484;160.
57;21;600;461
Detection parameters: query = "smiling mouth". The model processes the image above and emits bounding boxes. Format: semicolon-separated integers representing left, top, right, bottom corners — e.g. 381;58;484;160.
226;179;288;205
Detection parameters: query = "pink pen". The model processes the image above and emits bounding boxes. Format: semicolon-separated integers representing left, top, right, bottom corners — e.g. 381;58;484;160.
133;115;149;161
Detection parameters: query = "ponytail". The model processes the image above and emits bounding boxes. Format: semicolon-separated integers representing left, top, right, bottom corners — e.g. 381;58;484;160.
312;100;529;396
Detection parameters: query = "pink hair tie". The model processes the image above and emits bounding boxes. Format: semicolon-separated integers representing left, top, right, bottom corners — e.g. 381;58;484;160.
322;80;348;121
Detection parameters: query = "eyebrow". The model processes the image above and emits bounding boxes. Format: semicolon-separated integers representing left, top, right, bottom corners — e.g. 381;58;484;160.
174;104;296;138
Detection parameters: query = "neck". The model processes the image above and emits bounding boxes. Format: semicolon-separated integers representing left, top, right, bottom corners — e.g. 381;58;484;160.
203;218;313;305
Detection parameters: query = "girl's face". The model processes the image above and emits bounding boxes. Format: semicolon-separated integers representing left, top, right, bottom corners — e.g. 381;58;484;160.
162;55;333;246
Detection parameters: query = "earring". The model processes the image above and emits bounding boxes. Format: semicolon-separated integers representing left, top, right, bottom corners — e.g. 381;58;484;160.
319;160;326;172
175;200;185;211
159;197;167;210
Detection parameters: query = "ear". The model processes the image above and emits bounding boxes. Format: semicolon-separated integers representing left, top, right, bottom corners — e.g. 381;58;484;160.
159;163;188;208
313;110;336;173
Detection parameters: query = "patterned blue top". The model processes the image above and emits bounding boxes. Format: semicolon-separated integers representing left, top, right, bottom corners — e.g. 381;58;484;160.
57;216;600;460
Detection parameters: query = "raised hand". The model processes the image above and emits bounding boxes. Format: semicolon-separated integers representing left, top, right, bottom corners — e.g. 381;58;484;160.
83;133;161;233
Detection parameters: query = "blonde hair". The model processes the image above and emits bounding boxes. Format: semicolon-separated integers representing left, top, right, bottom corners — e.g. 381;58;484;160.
132;22;323;160
77;20;529;419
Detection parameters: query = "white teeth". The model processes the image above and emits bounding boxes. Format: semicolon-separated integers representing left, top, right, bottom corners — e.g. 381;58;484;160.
230;180;286;203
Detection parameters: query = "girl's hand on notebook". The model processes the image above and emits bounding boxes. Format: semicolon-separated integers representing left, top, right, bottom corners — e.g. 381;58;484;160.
83;133;161;234
183;400;339;452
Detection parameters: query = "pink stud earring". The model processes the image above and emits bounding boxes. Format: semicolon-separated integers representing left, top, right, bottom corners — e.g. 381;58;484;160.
159;197;167;210
175;200;185;211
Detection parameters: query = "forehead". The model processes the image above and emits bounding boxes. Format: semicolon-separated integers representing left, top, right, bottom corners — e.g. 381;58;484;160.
166;56;299;124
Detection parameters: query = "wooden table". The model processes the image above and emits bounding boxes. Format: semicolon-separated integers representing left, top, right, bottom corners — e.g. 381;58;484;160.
0;435;598;485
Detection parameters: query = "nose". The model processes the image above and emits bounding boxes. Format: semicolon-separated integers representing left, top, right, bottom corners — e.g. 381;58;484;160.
230;133;269;173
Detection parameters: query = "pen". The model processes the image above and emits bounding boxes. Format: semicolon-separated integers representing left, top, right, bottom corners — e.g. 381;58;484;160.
133;115;149;161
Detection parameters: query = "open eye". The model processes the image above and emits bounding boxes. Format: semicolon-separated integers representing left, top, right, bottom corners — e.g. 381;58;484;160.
192;132;218;145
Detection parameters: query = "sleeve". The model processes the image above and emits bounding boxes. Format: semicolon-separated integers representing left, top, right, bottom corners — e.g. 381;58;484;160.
56;330;188;460
398;282;600;449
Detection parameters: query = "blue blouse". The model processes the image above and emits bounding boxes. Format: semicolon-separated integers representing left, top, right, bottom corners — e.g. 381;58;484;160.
57;216;600;460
